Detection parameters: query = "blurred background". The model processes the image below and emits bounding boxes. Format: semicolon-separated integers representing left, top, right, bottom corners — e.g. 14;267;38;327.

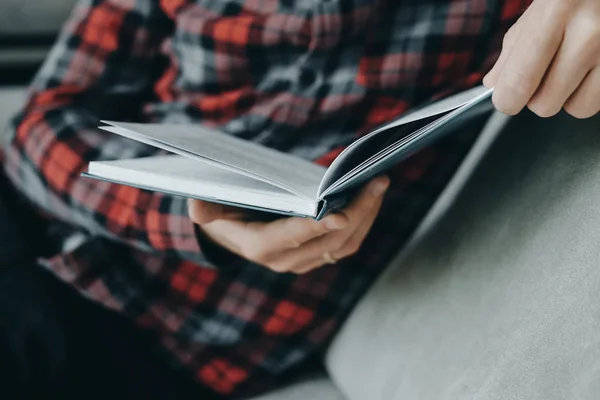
0;0;75;84
0;0;77;127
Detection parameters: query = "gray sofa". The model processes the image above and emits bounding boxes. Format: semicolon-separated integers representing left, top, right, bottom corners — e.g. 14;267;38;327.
3;1;600;399
0;0;74;34
0;0;77;69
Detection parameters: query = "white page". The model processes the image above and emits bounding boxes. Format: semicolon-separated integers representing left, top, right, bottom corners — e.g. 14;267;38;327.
88;155;317;216
100;121;326;200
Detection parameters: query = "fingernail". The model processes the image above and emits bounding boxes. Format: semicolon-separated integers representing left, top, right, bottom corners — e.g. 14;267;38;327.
325;216;346;230
371;179;389;197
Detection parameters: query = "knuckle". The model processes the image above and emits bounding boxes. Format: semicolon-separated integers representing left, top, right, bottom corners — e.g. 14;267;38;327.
555;2;573;19
581;15;600;39
502;69;535;96
550;0;575;19
503;27;516;46
573;16;600;53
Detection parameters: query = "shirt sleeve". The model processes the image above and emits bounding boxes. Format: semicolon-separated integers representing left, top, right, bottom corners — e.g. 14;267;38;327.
1;0;210;265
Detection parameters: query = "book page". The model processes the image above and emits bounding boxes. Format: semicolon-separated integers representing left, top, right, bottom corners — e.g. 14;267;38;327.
365;85;491;135
318;86;493;196
87;155;317;216
100;121;326;200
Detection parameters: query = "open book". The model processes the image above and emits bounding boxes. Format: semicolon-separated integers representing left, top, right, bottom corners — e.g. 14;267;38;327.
84;86;494;219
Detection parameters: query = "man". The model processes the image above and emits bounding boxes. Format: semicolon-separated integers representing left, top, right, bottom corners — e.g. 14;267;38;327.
0;0;598;398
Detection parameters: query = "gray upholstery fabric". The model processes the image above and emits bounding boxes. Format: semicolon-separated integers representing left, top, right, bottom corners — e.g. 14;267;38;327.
0;88;26;135
0;0;77;34
248;377;345;400
327;110;600;400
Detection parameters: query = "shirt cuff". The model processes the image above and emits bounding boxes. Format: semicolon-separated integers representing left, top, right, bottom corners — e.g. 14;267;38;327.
193;224;247;268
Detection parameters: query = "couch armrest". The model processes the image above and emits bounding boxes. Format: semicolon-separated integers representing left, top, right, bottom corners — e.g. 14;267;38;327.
0;88;27;140
326;110;600;399
0;0;76;35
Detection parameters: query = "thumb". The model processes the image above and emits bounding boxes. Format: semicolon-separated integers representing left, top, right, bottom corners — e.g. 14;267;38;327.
187;199;243;225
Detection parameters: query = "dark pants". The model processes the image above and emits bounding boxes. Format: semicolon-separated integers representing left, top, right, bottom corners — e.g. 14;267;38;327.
0;174;221;400
0;172;49;269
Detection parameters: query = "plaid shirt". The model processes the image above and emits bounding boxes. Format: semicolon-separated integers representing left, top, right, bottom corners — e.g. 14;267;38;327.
2;0;531;397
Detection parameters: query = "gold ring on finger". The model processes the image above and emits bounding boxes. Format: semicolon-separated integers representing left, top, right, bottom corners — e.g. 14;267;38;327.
322;252;337;264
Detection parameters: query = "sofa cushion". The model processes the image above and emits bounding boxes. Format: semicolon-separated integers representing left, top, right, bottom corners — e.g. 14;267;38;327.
0;0;76;34
0;88;27;141
326;110;600;400
248;377;345;400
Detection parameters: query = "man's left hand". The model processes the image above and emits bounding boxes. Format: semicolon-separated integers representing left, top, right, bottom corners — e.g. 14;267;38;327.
483;0;600;119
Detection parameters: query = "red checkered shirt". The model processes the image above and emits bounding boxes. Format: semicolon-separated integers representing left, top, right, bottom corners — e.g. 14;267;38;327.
1;0;531;397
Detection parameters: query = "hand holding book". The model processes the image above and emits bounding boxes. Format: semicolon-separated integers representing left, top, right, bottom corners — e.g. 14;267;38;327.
82;85;492;272
188;177;389;274
483;0;600;119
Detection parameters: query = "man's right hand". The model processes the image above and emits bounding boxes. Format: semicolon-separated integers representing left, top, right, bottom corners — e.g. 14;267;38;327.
188;176;390;274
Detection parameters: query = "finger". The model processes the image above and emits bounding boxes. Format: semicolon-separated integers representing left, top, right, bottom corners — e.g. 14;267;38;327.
199;216;330;269
271;178;389;270
207;213;346;269
338;176;390;225
527;19;600;118
217;176;387;255
286;246;348;275
492;1;567;115
188;199;244;225
201;177;388;271
250;211;349;252
294;197;385;272
245;215;350;271
199;219;251;255
564;67;600;119
260;249;330;275
290;257;327;275
483;23;520;88
332;189;386;259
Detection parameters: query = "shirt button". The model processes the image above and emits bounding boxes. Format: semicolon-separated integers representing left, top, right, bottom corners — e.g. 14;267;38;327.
299;68;317;89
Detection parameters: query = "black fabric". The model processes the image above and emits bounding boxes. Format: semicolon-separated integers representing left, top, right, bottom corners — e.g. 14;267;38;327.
0;171;50;268
194;223;248;268
0;264;223;400
0;173;222;400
